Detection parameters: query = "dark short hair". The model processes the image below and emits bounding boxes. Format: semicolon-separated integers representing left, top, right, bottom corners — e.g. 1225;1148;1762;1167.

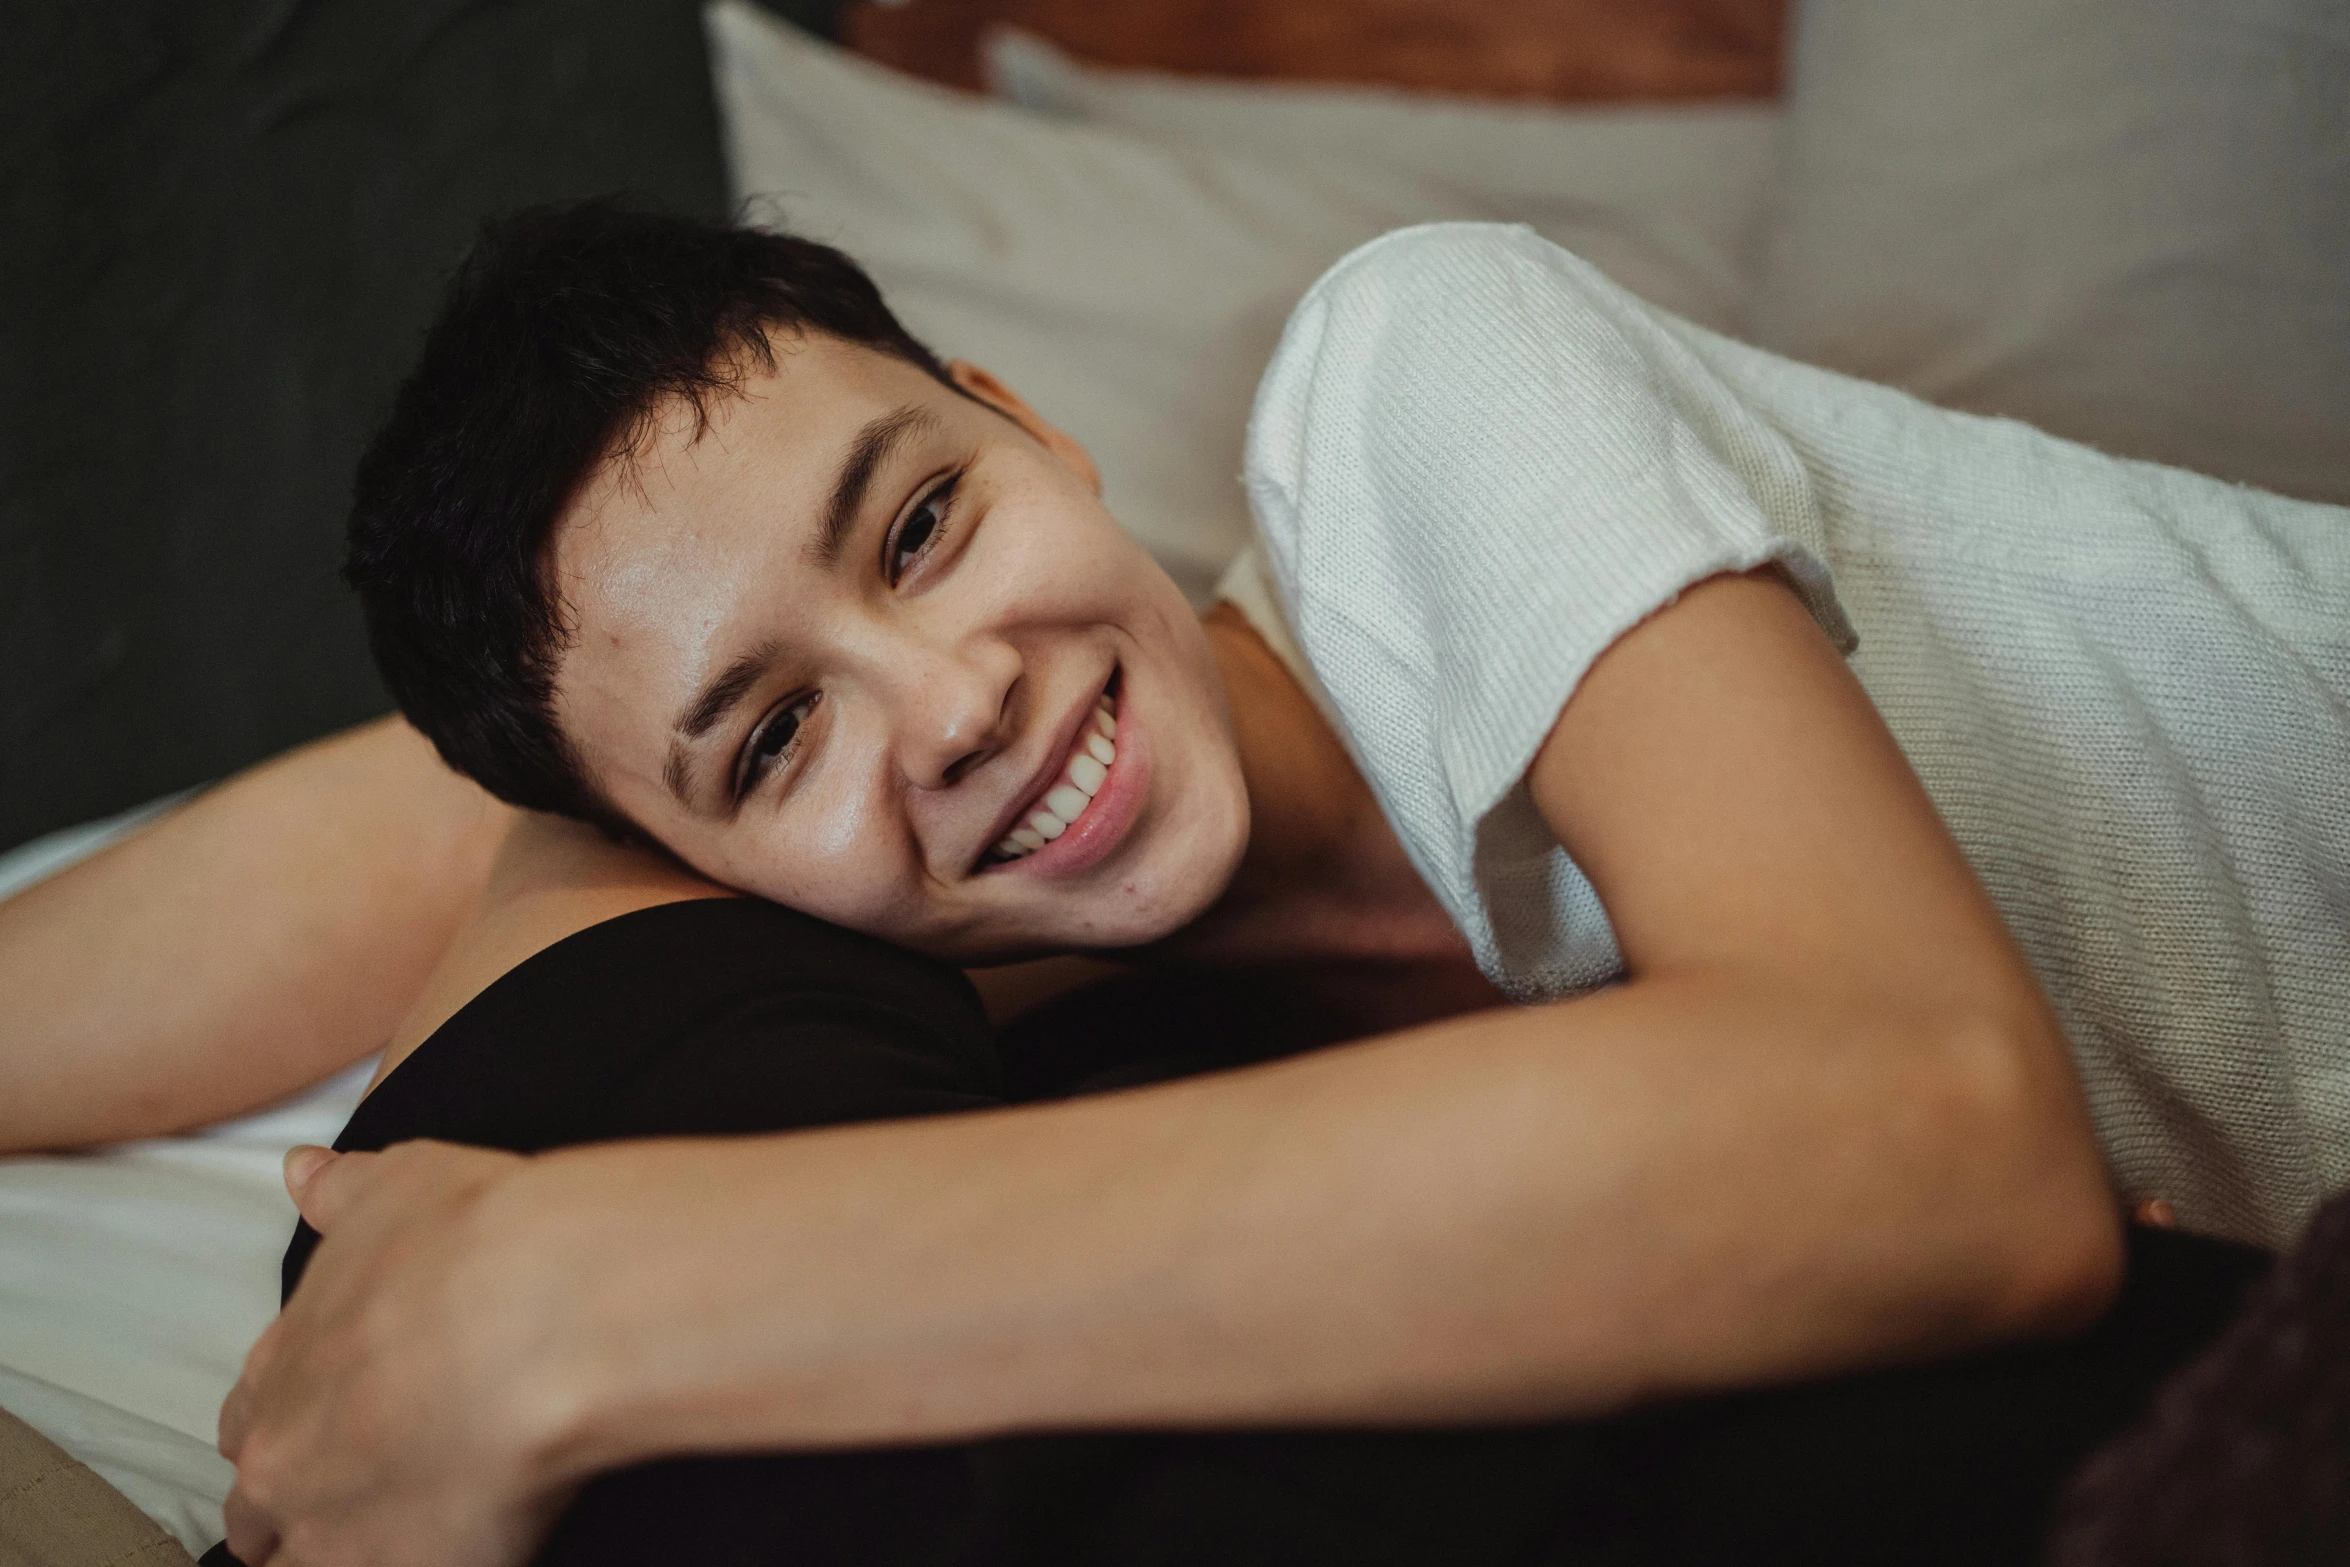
344;199;953;827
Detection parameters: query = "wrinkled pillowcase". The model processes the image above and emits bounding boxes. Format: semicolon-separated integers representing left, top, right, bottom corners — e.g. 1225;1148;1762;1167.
1749;0;2350;503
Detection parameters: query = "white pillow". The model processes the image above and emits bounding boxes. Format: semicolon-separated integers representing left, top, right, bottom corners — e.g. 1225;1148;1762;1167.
983;30;1784;340
1750;0;2350;503
706;0;1782;600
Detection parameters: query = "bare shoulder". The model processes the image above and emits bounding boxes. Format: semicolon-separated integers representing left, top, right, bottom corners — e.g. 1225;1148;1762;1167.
374;813;731;1085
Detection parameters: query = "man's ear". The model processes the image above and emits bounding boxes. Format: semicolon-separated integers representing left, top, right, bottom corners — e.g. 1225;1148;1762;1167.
947;361;1102;495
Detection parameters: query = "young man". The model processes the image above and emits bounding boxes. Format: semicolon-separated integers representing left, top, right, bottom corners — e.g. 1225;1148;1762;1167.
22;199;2340;1564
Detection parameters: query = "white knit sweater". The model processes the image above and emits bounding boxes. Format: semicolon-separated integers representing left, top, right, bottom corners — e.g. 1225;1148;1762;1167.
1228;224;2350;1248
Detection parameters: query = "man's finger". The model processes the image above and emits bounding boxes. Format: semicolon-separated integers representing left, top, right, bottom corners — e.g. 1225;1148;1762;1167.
283;1145;335;1207
222;1484;280;1566
287;1147;375;1231
220;1317;280;1460
218;1378;250;1461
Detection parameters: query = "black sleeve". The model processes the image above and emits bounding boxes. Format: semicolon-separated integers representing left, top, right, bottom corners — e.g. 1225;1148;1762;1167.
282;896;1001;1300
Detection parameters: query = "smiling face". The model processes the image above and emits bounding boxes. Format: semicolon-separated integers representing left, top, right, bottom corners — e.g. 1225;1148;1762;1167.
548;330;1251;963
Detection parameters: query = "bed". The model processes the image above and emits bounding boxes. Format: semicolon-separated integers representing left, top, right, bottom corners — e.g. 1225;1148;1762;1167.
3;0;2342;1553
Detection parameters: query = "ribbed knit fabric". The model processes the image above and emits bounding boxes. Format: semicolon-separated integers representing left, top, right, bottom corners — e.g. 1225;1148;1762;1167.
1233;224;2350;1248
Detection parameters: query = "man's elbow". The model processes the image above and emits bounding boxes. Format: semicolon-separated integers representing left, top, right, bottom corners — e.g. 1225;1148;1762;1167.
2001;1168;2126;1342
1937;1005;2126;1342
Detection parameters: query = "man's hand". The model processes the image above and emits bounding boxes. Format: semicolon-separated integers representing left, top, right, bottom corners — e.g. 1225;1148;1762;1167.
218;1141;572;1567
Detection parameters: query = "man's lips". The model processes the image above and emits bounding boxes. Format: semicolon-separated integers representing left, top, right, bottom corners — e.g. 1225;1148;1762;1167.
975;674;1118;872
990;685;1142;881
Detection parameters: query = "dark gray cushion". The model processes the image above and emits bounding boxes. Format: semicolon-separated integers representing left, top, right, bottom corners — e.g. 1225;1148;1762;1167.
0;0;827;852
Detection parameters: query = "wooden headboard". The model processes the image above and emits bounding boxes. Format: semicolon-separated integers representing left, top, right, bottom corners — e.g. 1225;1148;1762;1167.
841;0;1787;102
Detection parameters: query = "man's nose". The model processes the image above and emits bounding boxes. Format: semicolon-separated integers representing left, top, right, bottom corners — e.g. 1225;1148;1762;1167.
891;637;1018;790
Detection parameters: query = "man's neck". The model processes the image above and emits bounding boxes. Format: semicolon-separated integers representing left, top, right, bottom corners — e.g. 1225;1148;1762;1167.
1149;606;1503;1027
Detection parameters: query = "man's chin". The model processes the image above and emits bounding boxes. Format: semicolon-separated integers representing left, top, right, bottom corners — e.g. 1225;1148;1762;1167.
946;874;1226;967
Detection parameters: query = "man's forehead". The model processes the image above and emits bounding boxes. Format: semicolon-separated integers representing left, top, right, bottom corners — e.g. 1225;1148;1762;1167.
550;472;776;802
560;336;939;594
550;335;965;765
572;332;924;521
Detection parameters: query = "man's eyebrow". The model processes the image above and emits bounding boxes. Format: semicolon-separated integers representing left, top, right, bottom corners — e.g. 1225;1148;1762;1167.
818;403;938;568
666;639;781;805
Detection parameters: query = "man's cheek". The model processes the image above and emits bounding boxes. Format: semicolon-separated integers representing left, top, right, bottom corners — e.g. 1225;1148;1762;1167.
743;817;928;943
805;782;870;863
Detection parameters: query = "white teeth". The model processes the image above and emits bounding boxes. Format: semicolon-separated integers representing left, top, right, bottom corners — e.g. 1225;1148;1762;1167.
992;694;1122;866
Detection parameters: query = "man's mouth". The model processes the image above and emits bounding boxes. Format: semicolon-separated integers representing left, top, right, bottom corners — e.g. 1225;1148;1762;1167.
984;684;1119;865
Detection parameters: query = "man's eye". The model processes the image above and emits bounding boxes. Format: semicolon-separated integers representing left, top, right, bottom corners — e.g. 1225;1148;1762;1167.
739;693;819;795
888;473;960;584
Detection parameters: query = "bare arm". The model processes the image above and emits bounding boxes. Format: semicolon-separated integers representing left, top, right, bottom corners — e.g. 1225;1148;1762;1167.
221;574;2120;1563
544;575;2115;1438
0;717;512;1150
